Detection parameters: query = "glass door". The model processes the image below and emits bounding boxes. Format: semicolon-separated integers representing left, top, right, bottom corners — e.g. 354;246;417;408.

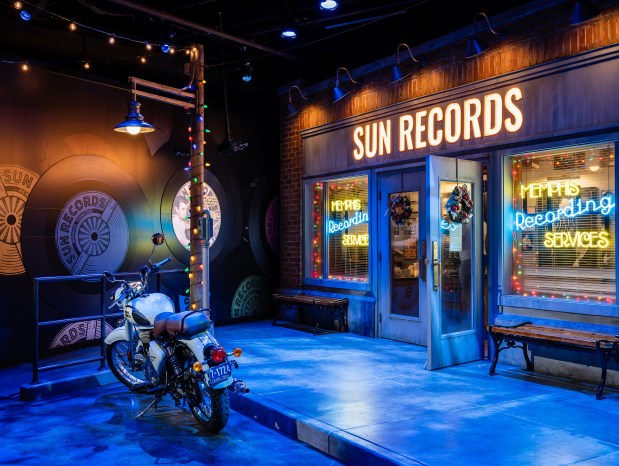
424;155;483;369
378;171;426;345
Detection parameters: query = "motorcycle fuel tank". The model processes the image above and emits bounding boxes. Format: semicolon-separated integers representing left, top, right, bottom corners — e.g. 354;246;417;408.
126;293;175;326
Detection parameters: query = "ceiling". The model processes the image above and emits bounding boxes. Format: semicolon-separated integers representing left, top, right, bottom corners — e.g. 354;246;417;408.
1;0;537;95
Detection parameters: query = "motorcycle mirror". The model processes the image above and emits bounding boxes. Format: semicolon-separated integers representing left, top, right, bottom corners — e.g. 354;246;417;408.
103;271;115;283
152;233;165;246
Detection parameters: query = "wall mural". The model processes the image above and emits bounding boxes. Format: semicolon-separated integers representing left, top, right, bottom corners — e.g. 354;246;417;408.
55;190;128;275
50;319;114;349
231;274;270;318
172;180;221;250
0;165;39;275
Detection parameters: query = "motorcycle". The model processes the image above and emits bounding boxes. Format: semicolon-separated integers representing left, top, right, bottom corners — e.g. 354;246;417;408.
104;233;249;433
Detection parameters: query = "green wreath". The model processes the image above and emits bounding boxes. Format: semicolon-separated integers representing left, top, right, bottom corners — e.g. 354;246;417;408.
387;194;413;226
444;184;473;224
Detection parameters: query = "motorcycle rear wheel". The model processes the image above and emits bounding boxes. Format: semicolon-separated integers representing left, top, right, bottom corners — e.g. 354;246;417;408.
106;340;150;389
188;380;230;433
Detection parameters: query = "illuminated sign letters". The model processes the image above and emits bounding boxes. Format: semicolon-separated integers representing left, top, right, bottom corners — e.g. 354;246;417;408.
352;87;524;160
514;196;614;231
328;198;369;246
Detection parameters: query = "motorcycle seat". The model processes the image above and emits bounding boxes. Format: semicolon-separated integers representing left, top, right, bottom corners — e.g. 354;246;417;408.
153;310;211;338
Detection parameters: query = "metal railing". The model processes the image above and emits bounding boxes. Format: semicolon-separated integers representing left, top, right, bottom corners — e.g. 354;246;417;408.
32;268;185;384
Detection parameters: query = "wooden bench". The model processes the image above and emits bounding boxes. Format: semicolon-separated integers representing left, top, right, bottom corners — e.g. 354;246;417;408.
272;292;349;335
488;322;619;399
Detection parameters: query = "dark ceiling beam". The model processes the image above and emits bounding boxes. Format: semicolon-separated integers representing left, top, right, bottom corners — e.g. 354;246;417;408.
106;0;296;60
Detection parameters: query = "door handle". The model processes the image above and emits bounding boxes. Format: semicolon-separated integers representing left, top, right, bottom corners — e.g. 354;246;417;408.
419;240;427;281
432;240;440;291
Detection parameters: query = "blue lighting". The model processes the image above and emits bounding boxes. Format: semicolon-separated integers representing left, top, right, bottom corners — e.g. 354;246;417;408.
320;1;338;11
161;44;171;53
281;28;297;39
20;10;31;21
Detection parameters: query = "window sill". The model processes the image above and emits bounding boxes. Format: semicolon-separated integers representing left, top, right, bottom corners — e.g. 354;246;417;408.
500;294;619;317
303;277;370;291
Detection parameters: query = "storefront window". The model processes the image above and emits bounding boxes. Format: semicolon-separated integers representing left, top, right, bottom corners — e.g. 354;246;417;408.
511;144;615;303
307;175;369;283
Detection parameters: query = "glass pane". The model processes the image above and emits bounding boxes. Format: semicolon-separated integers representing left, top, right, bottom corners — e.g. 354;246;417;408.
390;191;419;318
511;144;615;303
326;176;369;282
310;182;324;279
440;181;473;334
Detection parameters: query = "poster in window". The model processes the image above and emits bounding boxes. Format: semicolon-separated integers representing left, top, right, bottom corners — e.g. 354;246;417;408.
404;238;417;260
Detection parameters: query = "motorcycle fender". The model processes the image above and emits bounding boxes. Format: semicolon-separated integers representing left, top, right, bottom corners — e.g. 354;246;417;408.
179;334;233;389
104;326;127;345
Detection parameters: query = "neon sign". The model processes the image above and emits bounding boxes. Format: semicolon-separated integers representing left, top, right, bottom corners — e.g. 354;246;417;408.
328;211;369;233
519;180;580;199
544;231;609;249
515;195;614;231
331;199;361;211
343;234;369;246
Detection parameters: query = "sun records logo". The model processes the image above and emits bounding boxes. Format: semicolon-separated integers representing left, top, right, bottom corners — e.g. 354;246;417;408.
231;274;268;318
55;190;129;275
0;165;40;275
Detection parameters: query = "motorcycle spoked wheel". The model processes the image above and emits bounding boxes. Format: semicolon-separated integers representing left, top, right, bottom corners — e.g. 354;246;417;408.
181;350;230;433
106;340;150;389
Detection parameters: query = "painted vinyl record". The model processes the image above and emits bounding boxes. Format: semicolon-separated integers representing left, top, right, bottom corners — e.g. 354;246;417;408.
248;169;280;279
22;155;153;298
160;167;240;264
0;165;40;275
230;274;270;318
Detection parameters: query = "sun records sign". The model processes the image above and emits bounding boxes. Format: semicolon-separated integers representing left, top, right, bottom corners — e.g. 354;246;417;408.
351;87;524;161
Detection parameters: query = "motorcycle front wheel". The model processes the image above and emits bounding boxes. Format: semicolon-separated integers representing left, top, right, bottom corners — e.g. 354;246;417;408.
188;379;230;433
106;340;150;389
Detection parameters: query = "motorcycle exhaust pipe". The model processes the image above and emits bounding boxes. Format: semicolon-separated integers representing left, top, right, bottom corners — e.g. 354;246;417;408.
227;378;250;394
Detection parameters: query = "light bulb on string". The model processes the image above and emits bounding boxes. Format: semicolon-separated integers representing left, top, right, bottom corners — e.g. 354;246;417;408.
21;63;29;72
140;57;146;64
19;10;31;21
13;1;22;10
108;35;116;45
69;22;77;31
145;42;152;51
83;61;90;70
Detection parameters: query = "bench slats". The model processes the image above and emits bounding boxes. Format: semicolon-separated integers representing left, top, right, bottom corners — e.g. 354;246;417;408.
489;323;619;399
491;324;619;348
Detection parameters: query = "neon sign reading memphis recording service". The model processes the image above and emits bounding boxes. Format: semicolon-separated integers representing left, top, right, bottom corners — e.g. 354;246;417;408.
515;195;615;231
328;211;369;233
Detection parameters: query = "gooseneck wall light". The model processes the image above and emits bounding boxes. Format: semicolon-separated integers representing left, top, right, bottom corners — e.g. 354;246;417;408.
570;1;601;25
332;67;359;103
391;43;424;83
286;85;311;117
464;12;501;59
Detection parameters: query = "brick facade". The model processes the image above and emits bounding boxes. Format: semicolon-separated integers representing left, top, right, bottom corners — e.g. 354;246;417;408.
279;1;619;289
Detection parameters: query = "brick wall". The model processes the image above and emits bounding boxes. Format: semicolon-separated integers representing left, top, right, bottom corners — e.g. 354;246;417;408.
279;2;619;289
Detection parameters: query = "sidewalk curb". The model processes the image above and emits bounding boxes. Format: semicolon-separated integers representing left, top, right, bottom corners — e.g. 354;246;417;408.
230;392;421;466
20;370;117;401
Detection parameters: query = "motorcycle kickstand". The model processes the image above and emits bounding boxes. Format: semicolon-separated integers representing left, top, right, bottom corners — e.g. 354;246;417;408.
136;395;163;419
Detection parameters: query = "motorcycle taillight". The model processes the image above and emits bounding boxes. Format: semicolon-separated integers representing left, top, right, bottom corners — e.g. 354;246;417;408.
210;346;227;363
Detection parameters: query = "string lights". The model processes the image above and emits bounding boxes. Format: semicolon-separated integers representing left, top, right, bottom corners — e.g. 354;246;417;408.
6;0;192;72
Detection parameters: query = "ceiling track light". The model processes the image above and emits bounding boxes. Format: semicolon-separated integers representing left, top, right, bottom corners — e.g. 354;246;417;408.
286;85;312;117
464;12;501;59
570;1;601;26
390;43;424;83
332;67;360;103
320;1;339;11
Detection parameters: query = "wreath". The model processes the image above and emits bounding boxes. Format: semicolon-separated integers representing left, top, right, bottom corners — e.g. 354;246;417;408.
387;194;413;226
444;184;474;224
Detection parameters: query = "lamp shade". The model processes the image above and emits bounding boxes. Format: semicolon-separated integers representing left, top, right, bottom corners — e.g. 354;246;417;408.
570;1;600;25
114;100;155;135
390;64;410;83
465;36;489;59
286;102;299;117
332;67;359;103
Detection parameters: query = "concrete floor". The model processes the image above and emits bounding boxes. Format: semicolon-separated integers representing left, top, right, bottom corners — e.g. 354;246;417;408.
6;320;619;465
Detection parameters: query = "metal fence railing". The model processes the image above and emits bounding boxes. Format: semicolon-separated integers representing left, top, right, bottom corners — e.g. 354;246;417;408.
32;269;185;384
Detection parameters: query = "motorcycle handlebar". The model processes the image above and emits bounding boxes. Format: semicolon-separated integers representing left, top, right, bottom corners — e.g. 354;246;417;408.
153;257;172;270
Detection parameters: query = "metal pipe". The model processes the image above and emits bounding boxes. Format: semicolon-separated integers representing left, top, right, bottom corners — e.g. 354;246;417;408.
106;0;296;60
